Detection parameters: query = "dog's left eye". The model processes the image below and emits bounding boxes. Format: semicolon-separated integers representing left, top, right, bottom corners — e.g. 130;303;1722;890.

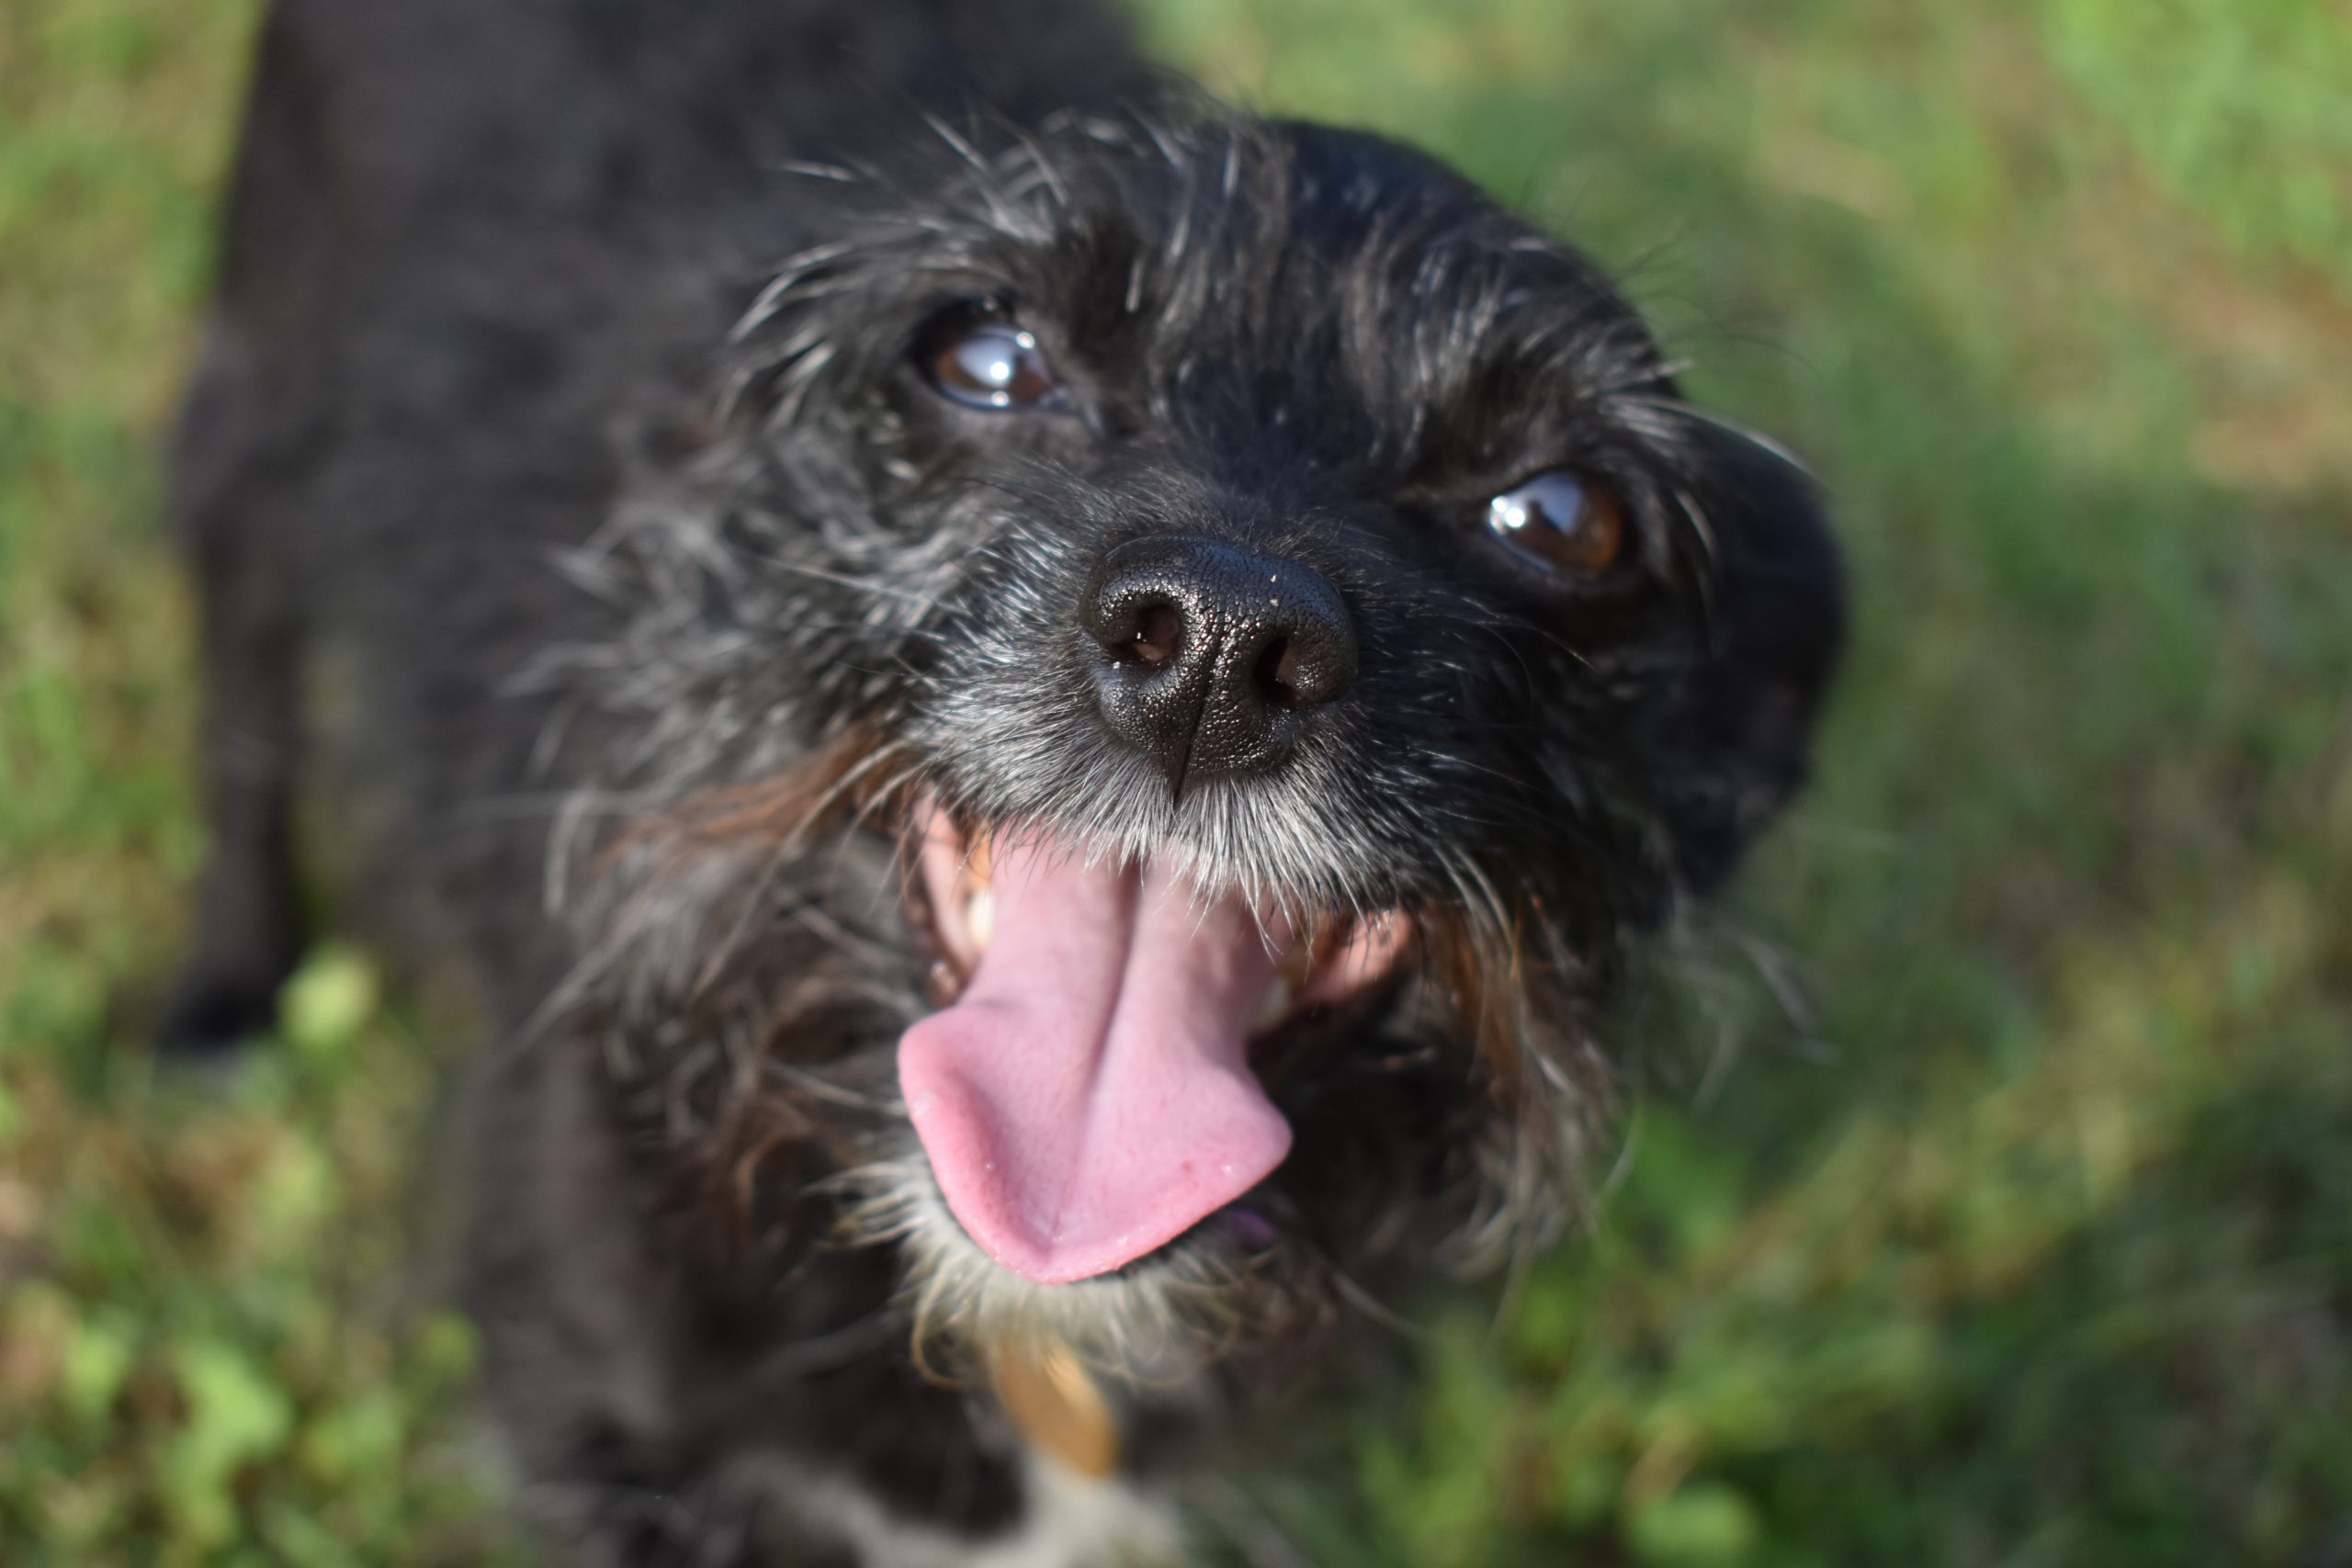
1485;471;1625;578
924;324;1062;412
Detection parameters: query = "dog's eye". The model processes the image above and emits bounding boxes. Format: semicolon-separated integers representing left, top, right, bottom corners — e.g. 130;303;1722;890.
1485;471;1624;578
925;324;1061;412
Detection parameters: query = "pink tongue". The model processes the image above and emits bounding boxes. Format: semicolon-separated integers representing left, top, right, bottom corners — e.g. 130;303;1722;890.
897;837;1293;1284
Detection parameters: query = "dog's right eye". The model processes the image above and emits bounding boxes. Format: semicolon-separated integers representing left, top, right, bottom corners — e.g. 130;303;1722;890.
923;323;1063;412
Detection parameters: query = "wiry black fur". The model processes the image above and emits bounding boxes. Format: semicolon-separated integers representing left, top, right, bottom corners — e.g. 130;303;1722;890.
164;2;1843;1562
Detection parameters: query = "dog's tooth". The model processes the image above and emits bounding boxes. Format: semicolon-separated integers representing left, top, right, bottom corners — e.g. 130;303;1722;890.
965;886;995;953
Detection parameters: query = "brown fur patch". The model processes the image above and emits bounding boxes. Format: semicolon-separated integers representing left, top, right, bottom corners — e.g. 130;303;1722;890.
660;719;899;850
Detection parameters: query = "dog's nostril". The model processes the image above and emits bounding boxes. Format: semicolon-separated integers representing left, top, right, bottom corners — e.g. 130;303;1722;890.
1125;601;1184;668
1250;617;1353;712
1255;637;1303;708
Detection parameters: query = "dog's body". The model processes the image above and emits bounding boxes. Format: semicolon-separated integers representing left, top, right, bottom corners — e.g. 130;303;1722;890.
164;2;1843;1562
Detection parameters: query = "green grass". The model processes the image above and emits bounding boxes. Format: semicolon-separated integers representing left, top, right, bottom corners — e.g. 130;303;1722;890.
3;0;2347;1562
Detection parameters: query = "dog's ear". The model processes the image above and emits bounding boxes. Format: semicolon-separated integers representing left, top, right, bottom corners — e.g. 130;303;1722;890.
1657;422;1847;894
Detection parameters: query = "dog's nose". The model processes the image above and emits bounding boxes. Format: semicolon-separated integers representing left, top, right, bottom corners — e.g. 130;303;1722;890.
1080;534;1357;791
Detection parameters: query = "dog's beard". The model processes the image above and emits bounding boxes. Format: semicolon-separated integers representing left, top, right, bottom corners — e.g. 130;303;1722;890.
834;1152;1329;1380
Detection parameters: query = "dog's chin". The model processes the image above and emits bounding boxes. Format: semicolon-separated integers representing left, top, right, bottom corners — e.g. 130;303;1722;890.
836;1150;1334;1383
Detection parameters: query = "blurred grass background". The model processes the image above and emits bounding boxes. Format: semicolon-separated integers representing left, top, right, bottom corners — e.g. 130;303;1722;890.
2;0;2347;1562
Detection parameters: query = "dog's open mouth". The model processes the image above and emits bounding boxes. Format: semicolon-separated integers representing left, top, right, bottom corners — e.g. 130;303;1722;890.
897;801;1411;1284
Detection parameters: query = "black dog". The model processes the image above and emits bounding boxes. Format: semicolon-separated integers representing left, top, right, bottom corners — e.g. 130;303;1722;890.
164;0;1843;1561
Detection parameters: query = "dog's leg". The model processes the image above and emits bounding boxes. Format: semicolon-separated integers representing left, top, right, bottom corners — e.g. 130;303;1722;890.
154;322;311;1056
471;1037;872;1567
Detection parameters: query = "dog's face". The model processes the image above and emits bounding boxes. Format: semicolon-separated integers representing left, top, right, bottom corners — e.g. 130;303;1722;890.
567;105;1840;1378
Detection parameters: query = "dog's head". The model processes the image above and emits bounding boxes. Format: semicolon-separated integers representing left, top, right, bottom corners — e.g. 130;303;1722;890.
558;102;1841;1379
